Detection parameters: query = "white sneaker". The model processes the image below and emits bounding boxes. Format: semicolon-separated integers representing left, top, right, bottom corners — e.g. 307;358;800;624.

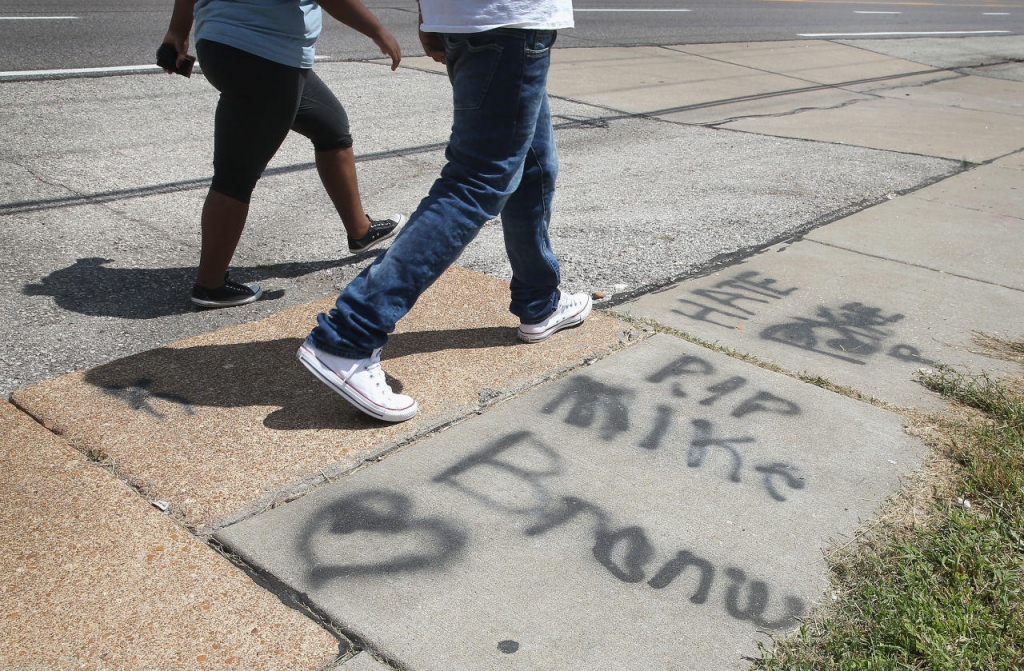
517;292;593;343
297;340;418;422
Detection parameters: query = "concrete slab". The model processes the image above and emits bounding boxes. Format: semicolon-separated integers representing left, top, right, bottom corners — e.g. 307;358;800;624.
659;87;870;127
837;36;1024;71
996;151;1024;170
546;46;810;114
617;243;1024;410
10;267;634;532
1;158;73;204
2;67;958;397
557;42;958;125
907;162;1024;217
0;62;622;395
873;74;1024;117
672;41;939;86
839;71;964;95
0;62;452;196
340;652;396;671
806;195;1024;291
215;334;927;671
504;116;958;298
0;401;339;670
967;61;1024;83
723;95;1024;163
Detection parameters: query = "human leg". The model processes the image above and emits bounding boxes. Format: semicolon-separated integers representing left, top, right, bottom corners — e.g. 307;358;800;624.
191;190;264;308
313;147;404;252
293;72;402;251
309;29;558;359
195;190;248;289
502;92;593;341
191;40;305;304
314;147;367;236
500;93;561;323
301;29;560;420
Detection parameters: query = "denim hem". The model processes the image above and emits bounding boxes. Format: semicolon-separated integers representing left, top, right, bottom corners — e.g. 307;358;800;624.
518;289;561;326
307;335;374;361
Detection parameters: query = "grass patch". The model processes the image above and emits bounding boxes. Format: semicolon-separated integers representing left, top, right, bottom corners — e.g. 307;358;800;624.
755;365;1024;670
972;331;1024;366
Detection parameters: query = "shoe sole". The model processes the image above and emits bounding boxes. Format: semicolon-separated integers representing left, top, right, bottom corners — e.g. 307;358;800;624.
349;215;405;254
297;344;418;422
517;297;593;343
190;285;263;308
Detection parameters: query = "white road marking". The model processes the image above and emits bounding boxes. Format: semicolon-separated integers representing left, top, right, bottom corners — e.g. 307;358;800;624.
0;65;162;79
0;55;324;79
854;11;901;14
575;8;692;12
0;16;78;20
983;12;1010;15
798;30;1011;37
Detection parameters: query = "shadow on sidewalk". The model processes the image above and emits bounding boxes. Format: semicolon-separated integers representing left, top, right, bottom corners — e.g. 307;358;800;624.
80;327;517;430
22;255;378;320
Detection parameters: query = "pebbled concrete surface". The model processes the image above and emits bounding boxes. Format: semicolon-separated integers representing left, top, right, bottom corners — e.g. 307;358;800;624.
0;400;340;671
2;51;961;395
10;267;634;533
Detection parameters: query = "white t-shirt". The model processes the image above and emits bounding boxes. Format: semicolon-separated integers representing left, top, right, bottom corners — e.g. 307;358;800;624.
419;0;574;33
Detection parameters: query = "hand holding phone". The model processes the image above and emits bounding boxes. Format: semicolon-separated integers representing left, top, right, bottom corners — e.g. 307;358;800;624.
157;43;196;78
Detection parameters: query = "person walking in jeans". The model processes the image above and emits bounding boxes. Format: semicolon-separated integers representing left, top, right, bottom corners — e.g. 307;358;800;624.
298;0;591;422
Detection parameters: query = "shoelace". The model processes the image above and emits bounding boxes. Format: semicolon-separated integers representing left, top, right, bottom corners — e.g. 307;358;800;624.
366;349;388;391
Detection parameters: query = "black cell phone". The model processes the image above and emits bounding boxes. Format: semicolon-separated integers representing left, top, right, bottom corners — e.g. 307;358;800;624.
156;43;196;78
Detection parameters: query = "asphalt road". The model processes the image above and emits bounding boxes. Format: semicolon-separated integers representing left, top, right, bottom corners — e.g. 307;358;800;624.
1;0;1022;72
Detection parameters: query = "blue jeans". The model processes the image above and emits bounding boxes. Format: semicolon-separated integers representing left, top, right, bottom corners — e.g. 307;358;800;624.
309;28;562;359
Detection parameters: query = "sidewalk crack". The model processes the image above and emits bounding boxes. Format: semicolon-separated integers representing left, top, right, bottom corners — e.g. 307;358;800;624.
806;238;1024;294
701;97;870;127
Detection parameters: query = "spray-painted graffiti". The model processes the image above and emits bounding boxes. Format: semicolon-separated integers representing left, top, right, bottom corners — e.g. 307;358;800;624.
762;302;935;366
433;431;806;629
670;270;935;366
671;270;797;329
100;377;195;418
299;490;468;586
542;352;806;500
542;377;631;441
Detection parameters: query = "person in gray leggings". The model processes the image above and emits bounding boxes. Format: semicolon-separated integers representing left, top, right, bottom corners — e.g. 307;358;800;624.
161;0;403;308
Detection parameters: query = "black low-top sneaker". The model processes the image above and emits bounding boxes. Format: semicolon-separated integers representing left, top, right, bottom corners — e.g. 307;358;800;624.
348;214;404;253
190;272;262;308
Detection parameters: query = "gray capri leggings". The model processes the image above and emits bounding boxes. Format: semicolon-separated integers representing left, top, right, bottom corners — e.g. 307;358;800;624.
197;39;353;204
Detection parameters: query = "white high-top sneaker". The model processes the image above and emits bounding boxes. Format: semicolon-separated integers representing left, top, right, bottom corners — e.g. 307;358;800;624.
297;339;418;422
517;292;593;343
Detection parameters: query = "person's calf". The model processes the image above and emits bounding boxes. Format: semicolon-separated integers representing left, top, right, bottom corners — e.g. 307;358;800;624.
315;147;368;237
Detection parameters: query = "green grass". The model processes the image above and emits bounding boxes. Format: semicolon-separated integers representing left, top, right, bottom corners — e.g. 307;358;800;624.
755;366;1024;670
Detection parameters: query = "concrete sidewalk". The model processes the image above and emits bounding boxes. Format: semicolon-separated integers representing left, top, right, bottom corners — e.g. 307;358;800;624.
3;37;1024;670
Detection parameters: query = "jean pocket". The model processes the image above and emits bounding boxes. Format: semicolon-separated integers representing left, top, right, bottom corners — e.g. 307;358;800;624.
445;34;504;110
525;30;557;58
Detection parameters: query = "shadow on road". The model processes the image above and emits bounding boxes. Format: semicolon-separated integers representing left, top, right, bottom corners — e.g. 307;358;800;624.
22;255;378;319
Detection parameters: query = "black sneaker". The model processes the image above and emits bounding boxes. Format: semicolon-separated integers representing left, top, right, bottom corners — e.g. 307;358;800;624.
190;272;262;308
348;214;404;253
